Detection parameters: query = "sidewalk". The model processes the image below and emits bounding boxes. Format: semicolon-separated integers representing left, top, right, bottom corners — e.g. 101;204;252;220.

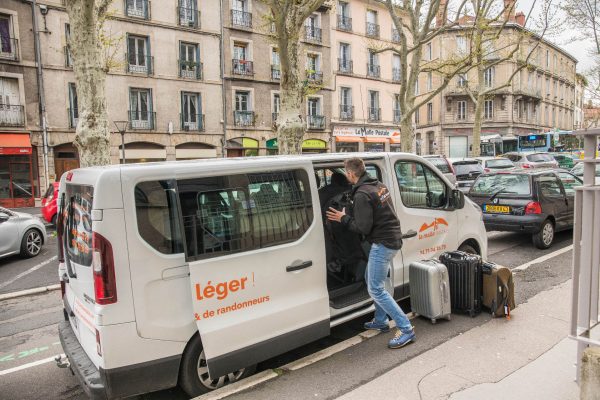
336;280;578;400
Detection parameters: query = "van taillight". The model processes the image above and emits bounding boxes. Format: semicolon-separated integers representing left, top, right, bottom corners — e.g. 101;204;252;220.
92;232;117;305
57;212;65;263
525;201;542;214
96;329;102;356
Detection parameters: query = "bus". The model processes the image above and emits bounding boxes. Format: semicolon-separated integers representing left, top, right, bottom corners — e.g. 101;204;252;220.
517;131;582;153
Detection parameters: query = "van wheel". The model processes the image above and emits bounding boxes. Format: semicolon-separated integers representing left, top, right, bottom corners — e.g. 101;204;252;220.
20;229;43;258
179;335;256;396
458;243;478;255
533;219;554;249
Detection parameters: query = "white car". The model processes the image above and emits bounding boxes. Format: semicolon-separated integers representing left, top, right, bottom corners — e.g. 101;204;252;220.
0;207;46;259
570;162;600;184
475;156;516;173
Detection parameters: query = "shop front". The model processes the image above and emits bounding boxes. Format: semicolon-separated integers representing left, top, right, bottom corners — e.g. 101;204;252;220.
227;137;259;157
265;138;328;155
0;133;36;208
121;142;167;163
333;126;401;152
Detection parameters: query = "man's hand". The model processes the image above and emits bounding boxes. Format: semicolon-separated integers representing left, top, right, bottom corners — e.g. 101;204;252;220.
326;207;346;223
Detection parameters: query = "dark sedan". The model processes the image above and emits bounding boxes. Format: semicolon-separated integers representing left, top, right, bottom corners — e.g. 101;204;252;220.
467;169;581;249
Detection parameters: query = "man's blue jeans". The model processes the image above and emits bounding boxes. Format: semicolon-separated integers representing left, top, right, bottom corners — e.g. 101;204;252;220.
366;243;413;333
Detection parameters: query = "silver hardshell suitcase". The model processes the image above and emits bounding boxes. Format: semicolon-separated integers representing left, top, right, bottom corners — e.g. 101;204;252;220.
409;260;452;324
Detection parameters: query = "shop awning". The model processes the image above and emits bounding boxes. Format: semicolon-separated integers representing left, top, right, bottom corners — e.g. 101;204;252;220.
0;133;32;155
335;136;363;143
364;137;388;143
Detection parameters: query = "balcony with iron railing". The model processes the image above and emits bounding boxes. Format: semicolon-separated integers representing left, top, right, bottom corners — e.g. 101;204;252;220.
392;29;401;43
392;68;401;82
68;108;78;129
0;38;19;61
0;105;25;127
514;86;542;100
367;63;380;79
366;22;380;38
307;114;325;130
126;0;150;19
338;58;353;74
231;10;252;29
232;59;254;77
271;65;281;80
337;15;352;31
128;110;156;130
127;54;154;75
393;109;401;123
306;70;323;85
180;113;205;131
234;110;254;127
179;60;203;79
178;6;200;28
368;107;381;122
305;26;322;43
339;105;354;121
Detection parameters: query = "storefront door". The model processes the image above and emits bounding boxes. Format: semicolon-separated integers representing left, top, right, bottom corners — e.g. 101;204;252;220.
0;159;34;208
55;158;79;182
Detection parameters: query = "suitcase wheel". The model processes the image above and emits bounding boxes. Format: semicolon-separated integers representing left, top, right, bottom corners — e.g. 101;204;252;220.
446;315;452;321
431;318;437;324
469;310;476;318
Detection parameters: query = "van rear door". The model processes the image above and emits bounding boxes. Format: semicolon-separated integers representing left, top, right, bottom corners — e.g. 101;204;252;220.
178;166;329;378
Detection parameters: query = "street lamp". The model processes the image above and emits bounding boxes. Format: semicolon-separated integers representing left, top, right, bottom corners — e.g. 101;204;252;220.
113;121;128;164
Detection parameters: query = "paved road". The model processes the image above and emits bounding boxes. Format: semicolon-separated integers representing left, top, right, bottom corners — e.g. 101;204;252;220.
0;230;574;400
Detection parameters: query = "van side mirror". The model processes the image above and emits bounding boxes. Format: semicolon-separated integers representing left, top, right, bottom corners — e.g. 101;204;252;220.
450;189;465;209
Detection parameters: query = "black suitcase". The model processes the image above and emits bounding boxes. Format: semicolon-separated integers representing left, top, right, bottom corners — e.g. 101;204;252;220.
439;251;482;317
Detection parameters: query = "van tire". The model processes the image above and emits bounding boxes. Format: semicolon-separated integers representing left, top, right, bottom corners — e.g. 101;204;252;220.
532;219;554;249
20;228;43;258
457;243;478;255
179;335;256;396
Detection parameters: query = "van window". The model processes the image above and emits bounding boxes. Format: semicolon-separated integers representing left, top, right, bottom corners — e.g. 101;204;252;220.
395;161;447;208
179;170;313;261
135;180;183;254
64;184;94;267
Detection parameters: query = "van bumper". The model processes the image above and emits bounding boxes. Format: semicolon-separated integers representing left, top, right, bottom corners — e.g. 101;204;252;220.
58;321;107;400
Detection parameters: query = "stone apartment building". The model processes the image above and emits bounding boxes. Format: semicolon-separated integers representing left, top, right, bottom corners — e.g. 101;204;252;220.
0;1;41;208
574;73;586;130
414;2;578;158
222;0;332;156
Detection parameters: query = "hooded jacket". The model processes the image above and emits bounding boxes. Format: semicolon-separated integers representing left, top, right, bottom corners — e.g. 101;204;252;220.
340;173;403;250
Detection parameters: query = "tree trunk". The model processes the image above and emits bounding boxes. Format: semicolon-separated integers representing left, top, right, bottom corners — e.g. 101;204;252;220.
66;0;111;167
277;38;305;155
472;95;484;157
400;113;414;153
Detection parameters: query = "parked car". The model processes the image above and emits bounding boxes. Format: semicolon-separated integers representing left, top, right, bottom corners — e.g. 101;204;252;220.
0;207;47;259
570;162;600;185
41;182;60;226
421;155;456;185
475;157;516;173
503;152;559;169
448;158;484;193
549;153;575;170
468;169;581;249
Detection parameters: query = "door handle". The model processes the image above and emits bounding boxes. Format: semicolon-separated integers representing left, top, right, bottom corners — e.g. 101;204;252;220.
401;229;418;239
286;260;313;272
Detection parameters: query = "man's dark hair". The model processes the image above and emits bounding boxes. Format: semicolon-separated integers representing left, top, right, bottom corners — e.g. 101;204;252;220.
344;157;366;177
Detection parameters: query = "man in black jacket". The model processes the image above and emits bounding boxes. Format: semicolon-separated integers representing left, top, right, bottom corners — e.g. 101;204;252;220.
326;157;415;349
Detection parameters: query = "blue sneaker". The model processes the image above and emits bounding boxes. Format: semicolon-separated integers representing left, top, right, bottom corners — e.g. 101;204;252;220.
388;328;416;349
364;320;390;333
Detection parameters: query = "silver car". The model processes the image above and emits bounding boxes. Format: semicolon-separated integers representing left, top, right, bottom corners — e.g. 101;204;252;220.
504;152;559;169
0;207;47;259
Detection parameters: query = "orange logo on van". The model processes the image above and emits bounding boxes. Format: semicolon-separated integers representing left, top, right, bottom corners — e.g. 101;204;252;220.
195;276;250;301
418;218;449;239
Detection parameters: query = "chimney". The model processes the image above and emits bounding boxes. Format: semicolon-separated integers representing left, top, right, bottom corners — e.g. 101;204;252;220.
436;0;448;27
515;12;525;26
504;0;516;22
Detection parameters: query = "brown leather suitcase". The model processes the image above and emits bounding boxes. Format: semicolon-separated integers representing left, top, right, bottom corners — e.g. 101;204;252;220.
482;262;515;318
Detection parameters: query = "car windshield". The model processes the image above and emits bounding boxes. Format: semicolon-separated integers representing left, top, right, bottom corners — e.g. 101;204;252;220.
526;153;554;162
486;159;514;169
453;162;483;176
470;174;531;196
571;163;600;177
426;158;452;174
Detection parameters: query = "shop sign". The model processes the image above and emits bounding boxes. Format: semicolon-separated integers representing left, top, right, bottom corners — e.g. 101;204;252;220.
266;139;327;149
0;147;32;155
333;126;400;138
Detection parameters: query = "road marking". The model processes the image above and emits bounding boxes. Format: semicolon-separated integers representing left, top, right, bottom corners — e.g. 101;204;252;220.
0;256;58;290
513;245;573;272
0;354;64;376
0;284;61;301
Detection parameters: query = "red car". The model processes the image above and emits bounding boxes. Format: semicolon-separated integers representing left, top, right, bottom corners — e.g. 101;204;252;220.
41;182;59;225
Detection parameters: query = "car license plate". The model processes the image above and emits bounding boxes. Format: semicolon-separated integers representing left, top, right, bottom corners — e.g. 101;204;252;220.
484;205;510;213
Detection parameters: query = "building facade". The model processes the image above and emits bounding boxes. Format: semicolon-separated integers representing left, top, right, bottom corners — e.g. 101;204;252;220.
574;73;586;130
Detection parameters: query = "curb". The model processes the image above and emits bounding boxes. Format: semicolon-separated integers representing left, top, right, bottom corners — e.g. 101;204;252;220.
0;284;61;301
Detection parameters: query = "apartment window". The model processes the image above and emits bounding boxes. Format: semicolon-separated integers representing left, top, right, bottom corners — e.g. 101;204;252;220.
367;50;380;78
64;24;72;67
305;14;321;43
545;105;549;125
427;72;432;91
415;78;419;95
546;49;549;67
127;35;152;74
427;102;433;122
126;0;149;19
393;94;401;123
337;1;352;31
393;55;401;82
306;54;322;83
272;93;280;122
368;90;380;121
546;78;550;97
338;43;352;73
180;42;201;79
232;42;253;76
181;92;203;131
129;88;154;130
0;77;24;127
307;98;324;129
231;0;252;28
552;106;556;126
553;80;558;98
234;91;253;126
484;67;494;88
178;0;199;28
68;83;78;129
340;87;353;120
425;43;432;61
553;54;557;71
414;107;420;124
484;100;493;120
457;100;466;120
270;48;280;80
458;73;467;87
366;10;379;38
456;36;467;54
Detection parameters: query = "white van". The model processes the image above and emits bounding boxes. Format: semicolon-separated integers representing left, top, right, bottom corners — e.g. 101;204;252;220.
56;153;487;399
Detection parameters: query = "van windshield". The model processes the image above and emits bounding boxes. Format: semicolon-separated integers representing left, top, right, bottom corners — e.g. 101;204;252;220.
470;174;531;196
64;184;94;267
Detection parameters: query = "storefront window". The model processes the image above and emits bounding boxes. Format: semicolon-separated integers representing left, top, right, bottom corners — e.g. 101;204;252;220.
365;142;385;152
336;142;359;152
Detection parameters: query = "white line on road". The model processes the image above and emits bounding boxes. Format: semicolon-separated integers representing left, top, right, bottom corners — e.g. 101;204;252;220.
0;354;64;376
513;245;573;272
0;256;58;290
